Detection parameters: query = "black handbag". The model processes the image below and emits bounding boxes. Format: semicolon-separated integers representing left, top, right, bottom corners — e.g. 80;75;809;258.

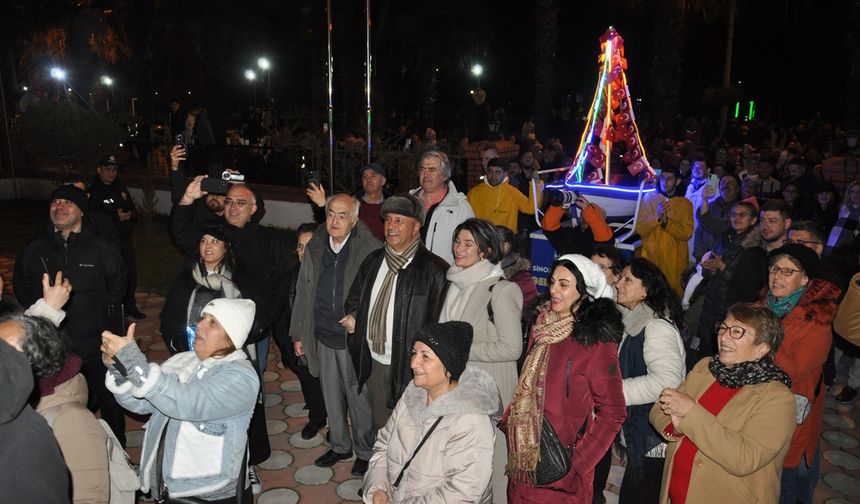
534;416;573;486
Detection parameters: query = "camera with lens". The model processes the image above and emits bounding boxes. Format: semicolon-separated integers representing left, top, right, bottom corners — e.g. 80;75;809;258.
546;189;578;208
201;171;245;195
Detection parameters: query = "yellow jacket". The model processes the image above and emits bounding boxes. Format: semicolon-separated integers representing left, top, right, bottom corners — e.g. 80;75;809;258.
635;191;693;295
467;179;540;232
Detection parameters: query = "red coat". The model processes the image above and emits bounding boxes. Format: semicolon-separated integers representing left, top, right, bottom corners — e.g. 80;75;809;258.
769;279;840;468
503;334;626;503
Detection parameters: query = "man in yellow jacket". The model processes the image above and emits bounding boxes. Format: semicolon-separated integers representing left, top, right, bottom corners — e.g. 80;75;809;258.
635;166;694;295
467;157;542;232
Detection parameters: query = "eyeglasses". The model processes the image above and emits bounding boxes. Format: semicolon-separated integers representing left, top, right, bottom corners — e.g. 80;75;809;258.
716;323;748;339
417;165;440;173
784;238;822;246
729;211;752;218
768;264;803;277
224;199;250;208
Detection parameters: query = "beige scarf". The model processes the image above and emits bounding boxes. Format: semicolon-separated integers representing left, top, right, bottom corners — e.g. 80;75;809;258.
506;303;574;483
368;239;421;354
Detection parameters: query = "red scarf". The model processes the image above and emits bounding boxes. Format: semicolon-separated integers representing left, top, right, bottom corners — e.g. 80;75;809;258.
668;382;742;504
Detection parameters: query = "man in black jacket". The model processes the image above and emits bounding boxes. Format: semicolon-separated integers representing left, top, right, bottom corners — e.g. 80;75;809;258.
343;194;449;431
14;185;127;444
88;155;144;319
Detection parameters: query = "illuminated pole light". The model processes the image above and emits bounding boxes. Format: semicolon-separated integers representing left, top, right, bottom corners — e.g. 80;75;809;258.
257;57;271;103
50;68;67;80
471;63;483;89
101;76;113;86
245;70;258;106
23;86;28;91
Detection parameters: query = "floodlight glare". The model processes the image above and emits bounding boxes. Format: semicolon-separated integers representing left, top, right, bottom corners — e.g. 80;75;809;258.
471;64;483;77
50;68;67;80
245;69;257;81
257;57;271;71
101;76;113;86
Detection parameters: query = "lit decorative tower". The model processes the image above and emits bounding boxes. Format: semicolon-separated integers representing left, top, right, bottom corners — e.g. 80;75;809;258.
564;27;655;186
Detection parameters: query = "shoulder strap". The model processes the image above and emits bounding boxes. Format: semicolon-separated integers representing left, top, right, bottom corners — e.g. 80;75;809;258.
486;280;500;324
393;416;444;488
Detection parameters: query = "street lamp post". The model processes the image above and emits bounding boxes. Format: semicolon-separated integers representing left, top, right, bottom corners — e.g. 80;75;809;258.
471;63;483;89
50;67;67;101
257;57;271;103
101;75;113;113
245;69;257;107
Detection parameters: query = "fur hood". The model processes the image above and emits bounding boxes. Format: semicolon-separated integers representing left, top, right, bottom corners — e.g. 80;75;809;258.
737;226;765;250
793;278;841;324
402;366;503;425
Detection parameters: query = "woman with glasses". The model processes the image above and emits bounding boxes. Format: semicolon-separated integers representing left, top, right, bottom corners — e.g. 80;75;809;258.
692;200;768;362
649;303;796;504
762;244;840;504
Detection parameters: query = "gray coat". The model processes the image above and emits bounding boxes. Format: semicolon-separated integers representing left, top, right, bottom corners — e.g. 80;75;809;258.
289;220;382;376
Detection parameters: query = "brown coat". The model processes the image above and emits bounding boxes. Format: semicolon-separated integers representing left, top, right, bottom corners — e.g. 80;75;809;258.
649;358;796;504
834;273;860;344
37;374;110;504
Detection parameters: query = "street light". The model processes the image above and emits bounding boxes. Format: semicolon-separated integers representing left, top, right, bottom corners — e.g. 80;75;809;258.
101;76;113;86
101;76;114;112
471;63;483;89
245;69;258;106
257;57;271;103
50;67;67;80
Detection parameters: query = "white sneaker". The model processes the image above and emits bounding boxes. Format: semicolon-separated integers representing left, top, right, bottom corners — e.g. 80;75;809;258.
249;466;262;495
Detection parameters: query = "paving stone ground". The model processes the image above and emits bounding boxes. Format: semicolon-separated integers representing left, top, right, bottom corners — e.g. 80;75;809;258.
1;251;857;503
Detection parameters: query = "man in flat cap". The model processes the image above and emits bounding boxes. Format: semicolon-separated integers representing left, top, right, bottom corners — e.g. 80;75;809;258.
343;194;449;432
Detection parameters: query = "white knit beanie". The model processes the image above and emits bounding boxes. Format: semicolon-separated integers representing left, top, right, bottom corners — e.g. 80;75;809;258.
201;298;256;349
556;254;614;300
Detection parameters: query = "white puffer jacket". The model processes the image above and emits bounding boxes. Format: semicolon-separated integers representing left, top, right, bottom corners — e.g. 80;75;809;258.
363;366;503;503
411;180;474;265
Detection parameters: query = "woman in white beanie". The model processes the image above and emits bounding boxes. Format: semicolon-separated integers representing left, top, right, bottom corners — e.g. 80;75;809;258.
501;254;626;503
101;298;259;502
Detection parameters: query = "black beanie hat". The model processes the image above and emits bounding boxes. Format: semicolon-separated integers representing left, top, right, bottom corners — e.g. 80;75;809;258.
50;185;89;213
415;321;473;381
769;243;821;279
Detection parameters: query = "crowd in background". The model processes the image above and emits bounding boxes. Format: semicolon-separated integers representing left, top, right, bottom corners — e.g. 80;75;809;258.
1;106;860;504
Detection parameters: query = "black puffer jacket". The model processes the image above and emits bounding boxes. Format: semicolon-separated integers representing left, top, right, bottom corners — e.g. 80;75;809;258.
159;261;257;353
13;222;126;361
695;227;767;355
345;245;449;407
170;204;288;343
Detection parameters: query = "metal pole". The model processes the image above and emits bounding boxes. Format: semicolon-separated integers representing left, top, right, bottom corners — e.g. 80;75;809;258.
0;67;18;197
366;0;372;163
326;0;335;193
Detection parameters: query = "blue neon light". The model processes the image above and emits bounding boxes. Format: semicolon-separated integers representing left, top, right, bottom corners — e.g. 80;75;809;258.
546;182;656;194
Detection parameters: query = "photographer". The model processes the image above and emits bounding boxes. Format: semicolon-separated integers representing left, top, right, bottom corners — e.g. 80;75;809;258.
168;145;227;253
541;190;614;256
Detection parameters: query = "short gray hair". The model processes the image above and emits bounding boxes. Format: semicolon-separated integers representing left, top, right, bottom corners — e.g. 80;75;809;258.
325;193;360;221
0;314;70;378
420;150;452;181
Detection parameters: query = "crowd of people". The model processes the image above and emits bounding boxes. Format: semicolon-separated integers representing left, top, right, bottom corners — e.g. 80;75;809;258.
1;115;859;504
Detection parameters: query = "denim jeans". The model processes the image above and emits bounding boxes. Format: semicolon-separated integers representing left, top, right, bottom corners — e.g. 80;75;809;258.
779;444;821;504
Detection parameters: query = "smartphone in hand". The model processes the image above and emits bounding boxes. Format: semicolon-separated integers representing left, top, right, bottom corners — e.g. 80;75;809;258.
107;304;127;337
